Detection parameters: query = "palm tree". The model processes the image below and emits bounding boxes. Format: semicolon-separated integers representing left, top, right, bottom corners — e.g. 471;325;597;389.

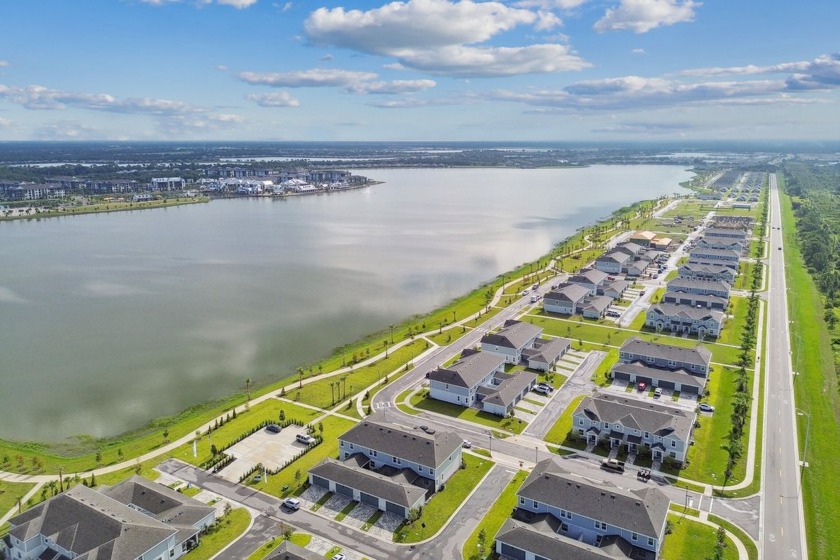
245;377;252;402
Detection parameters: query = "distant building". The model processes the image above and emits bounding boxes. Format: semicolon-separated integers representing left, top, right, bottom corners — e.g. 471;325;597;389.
619;338;711;376
150;177;186;191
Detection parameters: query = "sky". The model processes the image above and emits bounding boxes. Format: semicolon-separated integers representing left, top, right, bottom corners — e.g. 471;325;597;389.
0;0;839;142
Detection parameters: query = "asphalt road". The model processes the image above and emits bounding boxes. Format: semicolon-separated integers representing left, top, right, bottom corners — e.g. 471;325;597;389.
760;174;808;560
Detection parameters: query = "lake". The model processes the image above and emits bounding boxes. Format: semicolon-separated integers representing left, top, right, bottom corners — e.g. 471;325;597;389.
0;165;690;441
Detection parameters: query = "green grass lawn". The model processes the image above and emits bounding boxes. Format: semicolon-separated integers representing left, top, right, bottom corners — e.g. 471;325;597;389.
170;400;322;467
428;326;468;346
398;454;494;543
782;186;840;560
733;261;757;290
661;514;738;560
524;312;743;366
543;395;586;448
462;470;528;560
680;366;750;484
245;533;312;560
0;197;210;222
184;508;251;560
0;481;35;520
409;392;525;434
707;515;758;560
717;296;751;346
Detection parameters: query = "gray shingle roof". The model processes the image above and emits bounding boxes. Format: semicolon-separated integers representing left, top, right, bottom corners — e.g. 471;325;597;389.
481;370;538;408
582;296;612;313
102;476;214;529
662;290;727;307
611;361;706;389
518;459;670;538
309;457;426;509
603;279;630;294
686;257;739;270
428;350;505;389
614;241;644;255
481;320;542;350
575;393;696;440
340;416;462;468
705;227;747;239
7;485;176;560
620;337;712;369
667;277;731;294
545;283;590;304
569;268;610;285
648;303;725;323
680;262;735;276
689;248;740;260
597;251;631;264
524;337;571;365
496;518;634;560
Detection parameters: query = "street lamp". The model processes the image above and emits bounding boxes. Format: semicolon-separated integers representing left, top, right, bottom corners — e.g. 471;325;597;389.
796;409;811;477
488;430;492;456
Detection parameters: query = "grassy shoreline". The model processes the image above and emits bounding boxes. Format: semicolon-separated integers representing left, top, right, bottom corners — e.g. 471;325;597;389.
0;196;209;221
0;196;662;473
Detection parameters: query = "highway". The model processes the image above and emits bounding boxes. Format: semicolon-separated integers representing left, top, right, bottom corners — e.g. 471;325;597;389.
760;173;808;560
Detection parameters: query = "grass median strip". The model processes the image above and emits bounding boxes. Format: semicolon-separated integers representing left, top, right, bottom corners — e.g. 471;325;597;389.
245;533;312;560
184;508;251;560
396;454;494;543
461;469;528;560
661;513;738;560
409;391;524;434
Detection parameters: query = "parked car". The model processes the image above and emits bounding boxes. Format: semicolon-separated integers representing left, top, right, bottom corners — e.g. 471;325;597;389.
296;433;316;444
537;382;553;392
637;468;652;482
653;388;663;398
534;385;551;395
282;497;301;511
532;283;539;291
637;382;647;392
521;290;529;296
332;554;346;560
419;425;436;434
252;474;262;482
462;440;472;448
600;459;626;473
698;403;715;412
266;424;282;434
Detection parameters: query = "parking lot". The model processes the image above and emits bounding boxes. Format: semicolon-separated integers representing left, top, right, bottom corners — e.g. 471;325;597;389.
219;425;314;482
601;379;699;412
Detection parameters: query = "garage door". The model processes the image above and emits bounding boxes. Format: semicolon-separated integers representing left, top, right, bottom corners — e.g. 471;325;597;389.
658;380;676;391
360;492;379;507
498;543;527;560
335;484;354;497
681;384;700;395
613;371;631;382
311;475;330;489
385;501;406;517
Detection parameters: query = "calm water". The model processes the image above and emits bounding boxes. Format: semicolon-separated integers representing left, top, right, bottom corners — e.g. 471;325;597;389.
0;166;690;441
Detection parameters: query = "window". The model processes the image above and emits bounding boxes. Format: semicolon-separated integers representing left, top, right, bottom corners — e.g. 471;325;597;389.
349;444;354;450
595;520;607;530
372;450;377;457
520;497;525;505
418;466;423;472
392;457;398;464
578;418;584;426
648;538;655;546
671;440;676;447
644;432;649;439
533;501;538;508
632;533;638;542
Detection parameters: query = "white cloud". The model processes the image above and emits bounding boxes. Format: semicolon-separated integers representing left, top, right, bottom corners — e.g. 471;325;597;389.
0;60;9;68
237;68;377;87
367;97;462;108
305;0;540;53
595;0;699;33
592;121;691;134
681;53;840;90
303;0;583;77
0;117;10;127
515;0;587;8
632;48;647;54
245;91;301;106
347;79;437;94
395;44;589;77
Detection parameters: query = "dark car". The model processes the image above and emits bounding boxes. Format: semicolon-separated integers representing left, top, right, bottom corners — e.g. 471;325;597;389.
419;425;436;434
266;424;282;433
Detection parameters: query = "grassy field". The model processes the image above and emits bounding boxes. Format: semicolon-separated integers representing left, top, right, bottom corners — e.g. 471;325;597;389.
409;392;526;434
462;470;528;560
661;513;739;560
708;515;758;560
733;261;757;290
399;454;494;543
0;481;35;520
680;366;750;485
523;312;743;365
184;507;251;560
781;187;840;560
717;296;751;346
543;395;586;448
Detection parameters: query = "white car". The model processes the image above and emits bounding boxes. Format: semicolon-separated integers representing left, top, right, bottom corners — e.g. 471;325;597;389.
462;440;472;448
282;498;301;511
698;403;715;413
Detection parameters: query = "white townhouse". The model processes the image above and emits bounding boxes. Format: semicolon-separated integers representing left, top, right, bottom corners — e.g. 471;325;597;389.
666;277;731;299
495;459;670;560
567;269;610;296
544;283;590;315
619;338;712;376
481;320;543;364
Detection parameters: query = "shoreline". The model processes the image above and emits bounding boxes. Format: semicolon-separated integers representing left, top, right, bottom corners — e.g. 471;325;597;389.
0;196;210;222
0;191;664;461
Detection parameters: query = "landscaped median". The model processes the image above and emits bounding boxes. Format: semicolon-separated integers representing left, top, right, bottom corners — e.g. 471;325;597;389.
245;533;312;560
396;454;494;543
183;507;251;560
661;513;738;560
543;394;587;450
461;469;528;560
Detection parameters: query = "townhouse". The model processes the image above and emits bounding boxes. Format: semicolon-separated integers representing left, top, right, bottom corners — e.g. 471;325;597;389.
481;320;543;364
309;417;463;519
646;303;724;337
661;290;727;310
678;262;737;284
568;269;610;296
666;277;731;299
3;477;215;560
618;337;712;376
595;251;631;275
495;459;669;560
689;247;741;263
696;235;745;254
544;283;590;315
573;393;696;462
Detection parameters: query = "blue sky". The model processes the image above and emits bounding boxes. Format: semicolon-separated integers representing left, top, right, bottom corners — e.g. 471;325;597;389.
0;0;838;141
